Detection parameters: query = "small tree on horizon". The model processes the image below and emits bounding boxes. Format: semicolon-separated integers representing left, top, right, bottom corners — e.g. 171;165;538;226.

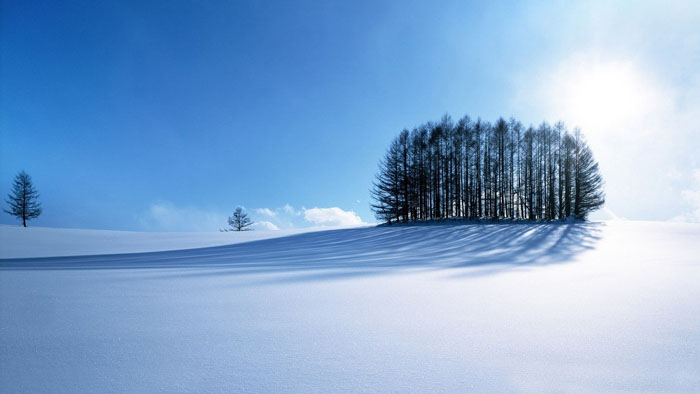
4;171;42;227
225;207;254;231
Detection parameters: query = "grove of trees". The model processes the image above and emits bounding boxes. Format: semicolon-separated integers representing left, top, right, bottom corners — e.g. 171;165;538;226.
371;114;604;224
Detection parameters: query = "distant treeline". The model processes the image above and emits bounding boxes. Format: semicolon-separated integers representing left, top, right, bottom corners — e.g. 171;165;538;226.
371;114;604;224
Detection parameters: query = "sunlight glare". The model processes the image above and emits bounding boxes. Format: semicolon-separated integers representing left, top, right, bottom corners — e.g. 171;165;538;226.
550;59;663;143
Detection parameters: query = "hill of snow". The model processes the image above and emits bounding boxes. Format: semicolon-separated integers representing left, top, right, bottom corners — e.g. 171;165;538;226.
0;225;326;259
1;220;699;393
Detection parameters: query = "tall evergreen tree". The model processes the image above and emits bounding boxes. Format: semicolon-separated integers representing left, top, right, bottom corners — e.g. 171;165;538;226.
371;141;403;224
572;131;605;219
4;171;42;227
562;132;575;218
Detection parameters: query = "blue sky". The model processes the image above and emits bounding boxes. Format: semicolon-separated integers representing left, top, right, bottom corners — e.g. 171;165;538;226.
2;0;699;230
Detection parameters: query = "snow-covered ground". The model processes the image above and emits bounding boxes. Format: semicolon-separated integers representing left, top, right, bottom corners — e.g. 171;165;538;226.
0;225;324;259
1;220;699;393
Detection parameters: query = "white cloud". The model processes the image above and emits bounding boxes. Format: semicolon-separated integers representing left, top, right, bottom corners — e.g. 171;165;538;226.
671;169;700;223
302;207;365;227
137;202;367;232
250;204;300;229
678;191;700;223
251;220;280;231
255;208;276;217
137;202;225;232
282;203;299;215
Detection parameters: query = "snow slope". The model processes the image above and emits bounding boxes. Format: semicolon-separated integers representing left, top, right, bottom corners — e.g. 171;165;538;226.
0;225;325;259
1;221;699;393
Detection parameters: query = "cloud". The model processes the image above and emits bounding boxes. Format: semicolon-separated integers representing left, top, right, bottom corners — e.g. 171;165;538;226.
251;220;280;231
282;203;300;215
137;201;225;232
249;204;300;229
671;169;700;223
303;207;365;227
137;202;367;232
255;208;276;217
253;204;368;228
678;191;700;223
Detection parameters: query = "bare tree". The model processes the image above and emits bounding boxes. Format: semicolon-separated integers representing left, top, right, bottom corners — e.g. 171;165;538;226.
370;113;605;224
4;171;42;227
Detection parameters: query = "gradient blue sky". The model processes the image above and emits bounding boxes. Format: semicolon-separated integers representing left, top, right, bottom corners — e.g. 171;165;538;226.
2;0;699;230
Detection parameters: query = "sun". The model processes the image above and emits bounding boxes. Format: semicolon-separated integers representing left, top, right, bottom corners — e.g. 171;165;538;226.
547;58;662;142
568;64;642;126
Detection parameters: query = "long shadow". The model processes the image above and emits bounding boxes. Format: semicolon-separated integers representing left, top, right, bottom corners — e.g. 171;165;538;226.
0;223;603;280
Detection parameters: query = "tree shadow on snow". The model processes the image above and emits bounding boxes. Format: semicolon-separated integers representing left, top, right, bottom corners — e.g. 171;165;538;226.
0;222;604;282
0;223;604;281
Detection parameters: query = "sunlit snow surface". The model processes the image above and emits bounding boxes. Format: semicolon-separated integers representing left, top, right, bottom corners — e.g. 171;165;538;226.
0;225;322;259
1;221;699;393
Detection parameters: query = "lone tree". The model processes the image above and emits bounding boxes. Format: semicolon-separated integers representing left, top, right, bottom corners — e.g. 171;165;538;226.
226;207;254;231
5;171;42;227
